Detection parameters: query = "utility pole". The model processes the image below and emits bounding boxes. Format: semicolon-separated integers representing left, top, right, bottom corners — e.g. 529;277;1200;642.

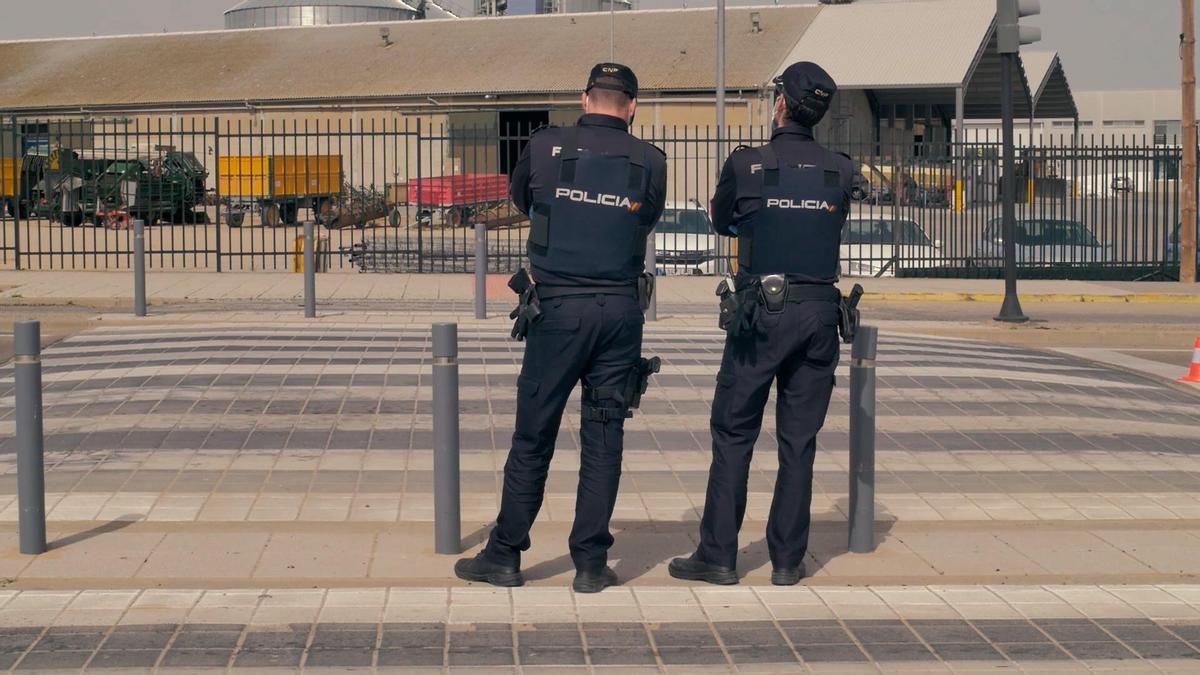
994;0;1040;323
1182;0;1197;283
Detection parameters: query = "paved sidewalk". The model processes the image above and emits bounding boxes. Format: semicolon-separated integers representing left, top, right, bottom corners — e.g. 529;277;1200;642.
0;315;1198;671
0;271;1197;308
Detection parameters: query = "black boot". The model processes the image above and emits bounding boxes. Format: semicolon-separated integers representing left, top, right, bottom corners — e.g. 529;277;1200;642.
668;553;738;585
454;551;525;588
572;567;618;594
771;563;807;586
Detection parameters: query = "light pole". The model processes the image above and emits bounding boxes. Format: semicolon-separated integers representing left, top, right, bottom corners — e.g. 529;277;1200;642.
994;0;1041;323
1182;0;1197;283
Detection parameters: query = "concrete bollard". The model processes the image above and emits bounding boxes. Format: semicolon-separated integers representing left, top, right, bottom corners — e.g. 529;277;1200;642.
644;237;657;321
432;322;461;554
474;223;487;320
13;320;46;555
848;324;878;554
303;221;316;319
133;219;146;317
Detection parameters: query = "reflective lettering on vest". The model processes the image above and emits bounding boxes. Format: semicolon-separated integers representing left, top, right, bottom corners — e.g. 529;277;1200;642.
554;187;642;213
764;197;838;213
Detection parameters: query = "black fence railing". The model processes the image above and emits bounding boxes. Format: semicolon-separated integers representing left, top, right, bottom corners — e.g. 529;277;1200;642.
0;115;1195;280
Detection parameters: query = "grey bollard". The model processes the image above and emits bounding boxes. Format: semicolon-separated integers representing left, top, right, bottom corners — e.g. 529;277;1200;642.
644;237;657;321
848;325;878;554
303;221;316;319
432;322;461;554
133;219;146;317
14;321;46;555
474;223;487;320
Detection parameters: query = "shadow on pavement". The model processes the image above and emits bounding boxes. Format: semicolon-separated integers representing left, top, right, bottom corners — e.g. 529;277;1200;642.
49;516;141;551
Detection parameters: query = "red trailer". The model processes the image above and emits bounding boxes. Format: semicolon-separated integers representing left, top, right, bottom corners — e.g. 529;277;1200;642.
407;173;510;226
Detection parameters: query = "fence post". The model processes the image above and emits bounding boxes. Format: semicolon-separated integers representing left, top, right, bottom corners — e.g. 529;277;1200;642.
848;325;878;554
474;222;487;320
133;219;147;317
644;236;657;321
432;322;461;554
303;220;316;319
14;320;46;555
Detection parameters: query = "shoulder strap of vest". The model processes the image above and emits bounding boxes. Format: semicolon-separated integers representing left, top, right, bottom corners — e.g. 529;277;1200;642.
627;138;647;191
758;144;780;187
559;126;580;183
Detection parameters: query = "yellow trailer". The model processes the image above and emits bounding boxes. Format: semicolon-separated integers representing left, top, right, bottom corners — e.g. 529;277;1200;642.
218;154;342;227
1;157;17;196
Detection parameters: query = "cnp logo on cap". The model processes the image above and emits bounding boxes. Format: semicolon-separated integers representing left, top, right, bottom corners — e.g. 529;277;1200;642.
603;66;619;73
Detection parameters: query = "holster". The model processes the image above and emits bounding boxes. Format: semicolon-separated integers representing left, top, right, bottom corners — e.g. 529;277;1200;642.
716;276;757;338
838;283;864;344
507;268;543;341
624;356;661;413
759;274;787;314
638;272;655;312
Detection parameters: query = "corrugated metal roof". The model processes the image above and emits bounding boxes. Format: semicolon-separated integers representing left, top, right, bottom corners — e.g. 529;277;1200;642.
226;0;416;10
1023;51;1077;119
781;0;996;89
0;6;818;112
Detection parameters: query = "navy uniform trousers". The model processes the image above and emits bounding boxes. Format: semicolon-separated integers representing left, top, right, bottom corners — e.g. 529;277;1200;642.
696;298;841;570
484;293;644;573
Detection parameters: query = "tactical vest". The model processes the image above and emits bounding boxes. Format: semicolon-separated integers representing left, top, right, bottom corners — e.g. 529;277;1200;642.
526;127;651;282
737;144;847;282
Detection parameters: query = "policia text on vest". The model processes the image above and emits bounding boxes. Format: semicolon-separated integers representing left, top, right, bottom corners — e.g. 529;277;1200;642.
455;63;667;594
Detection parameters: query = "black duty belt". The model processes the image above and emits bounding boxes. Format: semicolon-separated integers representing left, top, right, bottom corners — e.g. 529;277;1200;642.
537;285;639;300
784;284;842;303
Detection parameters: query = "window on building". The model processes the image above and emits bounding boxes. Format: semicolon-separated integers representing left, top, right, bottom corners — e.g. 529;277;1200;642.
1154;120;1182;144
1102;119;1146;127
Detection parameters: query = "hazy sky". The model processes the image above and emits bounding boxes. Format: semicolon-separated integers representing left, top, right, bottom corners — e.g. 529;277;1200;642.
0;0;1191;91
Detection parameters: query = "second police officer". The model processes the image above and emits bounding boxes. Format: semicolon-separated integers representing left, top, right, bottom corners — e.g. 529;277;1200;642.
455;63;667;594
670;62;860;586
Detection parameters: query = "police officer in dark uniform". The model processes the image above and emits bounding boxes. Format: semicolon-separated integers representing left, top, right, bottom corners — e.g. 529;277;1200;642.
669;62;854;586
455;63;667;594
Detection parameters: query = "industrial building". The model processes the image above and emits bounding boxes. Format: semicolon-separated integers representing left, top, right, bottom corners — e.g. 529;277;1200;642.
0;0;1078;204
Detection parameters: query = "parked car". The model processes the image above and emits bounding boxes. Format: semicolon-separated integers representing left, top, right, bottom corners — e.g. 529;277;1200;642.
839;217;946;277
1111;176;1133;193
972;218;1113;266
654;201;718;275
1166;221;1200;267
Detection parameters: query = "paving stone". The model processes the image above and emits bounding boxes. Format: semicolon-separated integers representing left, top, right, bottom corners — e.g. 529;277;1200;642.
1057;640;1138;660
232;648;305;667
790;643;869;663
586;646;658;665
160;648;236;667
994;642;1073;661
376;647;446;666
16;649;94;669
88;648;165;667
304;648;375;667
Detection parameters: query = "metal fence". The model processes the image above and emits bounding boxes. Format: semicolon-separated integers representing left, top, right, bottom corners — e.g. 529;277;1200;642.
0;114;1194;280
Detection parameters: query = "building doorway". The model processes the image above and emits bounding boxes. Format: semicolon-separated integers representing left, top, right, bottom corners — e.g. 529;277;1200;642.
499;110;549;176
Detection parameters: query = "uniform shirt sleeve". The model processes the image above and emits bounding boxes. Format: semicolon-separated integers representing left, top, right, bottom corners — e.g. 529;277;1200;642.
509;139;534;214
644;146;668;230
710;153;741;237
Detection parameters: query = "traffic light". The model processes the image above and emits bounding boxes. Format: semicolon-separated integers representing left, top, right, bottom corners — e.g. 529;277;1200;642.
996;0;1041;54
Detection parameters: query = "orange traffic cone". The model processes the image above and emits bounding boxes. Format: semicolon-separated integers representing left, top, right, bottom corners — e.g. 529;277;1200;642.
1181;338;1200;383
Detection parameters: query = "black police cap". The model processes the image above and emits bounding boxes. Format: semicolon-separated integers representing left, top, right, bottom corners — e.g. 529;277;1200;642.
773;61;837;125
586;63;638;99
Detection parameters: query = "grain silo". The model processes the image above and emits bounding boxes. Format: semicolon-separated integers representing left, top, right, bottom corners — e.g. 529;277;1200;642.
224;0;421;29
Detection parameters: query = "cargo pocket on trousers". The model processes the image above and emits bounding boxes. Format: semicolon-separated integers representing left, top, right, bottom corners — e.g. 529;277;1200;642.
517;375;540;398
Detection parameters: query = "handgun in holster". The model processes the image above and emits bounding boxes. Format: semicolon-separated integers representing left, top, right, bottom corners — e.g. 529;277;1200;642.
624;356;662;413
638;272;655;312
507;268;542;341
838;283;864;344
